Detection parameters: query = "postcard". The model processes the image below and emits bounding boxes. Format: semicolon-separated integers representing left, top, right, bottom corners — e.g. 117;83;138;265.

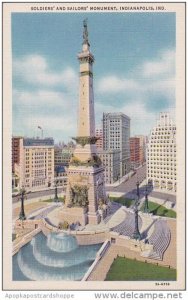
2;1;186;292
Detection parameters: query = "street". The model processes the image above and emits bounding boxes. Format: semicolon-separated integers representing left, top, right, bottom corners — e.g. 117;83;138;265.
107;165;147;195
13;164;176;204
12;187;64;203
106;165;176;203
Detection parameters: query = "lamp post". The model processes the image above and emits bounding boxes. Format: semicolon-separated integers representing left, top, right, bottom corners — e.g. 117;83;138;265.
54;182;59;202
143;186;149;213
136;180;140;199
19;188;26;220
132;179;141;240
132;203;141;240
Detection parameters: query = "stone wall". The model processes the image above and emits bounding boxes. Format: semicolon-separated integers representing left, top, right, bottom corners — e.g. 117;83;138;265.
74;231;107;245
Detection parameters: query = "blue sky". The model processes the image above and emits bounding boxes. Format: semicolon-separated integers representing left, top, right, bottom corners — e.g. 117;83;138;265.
12;12;175;142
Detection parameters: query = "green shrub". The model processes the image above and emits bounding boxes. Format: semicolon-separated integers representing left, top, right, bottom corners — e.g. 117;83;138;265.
58;221;69;230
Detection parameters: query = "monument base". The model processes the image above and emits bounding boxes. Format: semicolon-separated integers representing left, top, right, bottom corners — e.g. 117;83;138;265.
88;211;101;225
59;207;88;226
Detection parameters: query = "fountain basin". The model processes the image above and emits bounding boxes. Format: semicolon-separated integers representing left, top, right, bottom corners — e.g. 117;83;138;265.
13;232;102;281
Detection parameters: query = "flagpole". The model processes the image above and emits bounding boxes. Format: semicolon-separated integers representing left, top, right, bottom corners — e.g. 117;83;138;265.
38;126;43;139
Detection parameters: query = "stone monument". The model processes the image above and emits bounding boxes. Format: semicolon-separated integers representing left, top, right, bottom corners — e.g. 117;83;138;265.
60;20;107;225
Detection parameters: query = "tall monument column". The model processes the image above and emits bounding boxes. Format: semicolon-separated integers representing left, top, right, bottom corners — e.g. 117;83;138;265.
60;20;107;226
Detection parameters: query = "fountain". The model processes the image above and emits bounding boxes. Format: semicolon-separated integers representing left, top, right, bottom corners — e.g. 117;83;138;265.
13;232;102;281
47;232;78;253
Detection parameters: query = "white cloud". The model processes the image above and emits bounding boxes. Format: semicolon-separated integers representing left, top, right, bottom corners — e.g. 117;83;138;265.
95;49;176;135
97;48;175;97
13;54;79;141
14;55;47;72
142;49;175;78
13;93;78;142
13;89;74;109
13;54;77;89
13;49;176;141
146;78;175;99
97;76;141;93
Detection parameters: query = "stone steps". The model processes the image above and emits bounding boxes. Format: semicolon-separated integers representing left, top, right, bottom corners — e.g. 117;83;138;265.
148;219;171;260
112;212;142;238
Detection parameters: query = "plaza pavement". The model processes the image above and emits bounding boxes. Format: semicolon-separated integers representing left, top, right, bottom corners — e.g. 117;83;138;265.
13;201;49;221
45;205;127;231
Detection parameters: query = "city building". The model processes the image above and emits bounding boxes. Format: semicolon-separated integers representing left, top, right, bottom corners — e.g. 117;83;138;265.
12;137;54;191
95;128;103;150
103;112;130;177
54;146;73;190
54;147;73;167
135;135;147;164
130;135;147;169
98;149;121;184
12;136;23;189
12;136;22;173
147;112;176;192
54;165;67;191
129;137;141;169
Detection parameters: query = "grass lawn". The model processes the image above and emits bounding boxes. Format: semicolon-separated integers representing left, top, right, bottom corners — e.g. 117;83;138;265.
110;196;133;208
141;201;176;218
105;257;176;281
42;197;65;203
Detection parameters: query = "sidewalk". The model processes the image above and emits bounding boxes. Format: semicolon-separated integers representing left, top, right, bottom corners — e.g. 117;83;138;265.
106;170;135;188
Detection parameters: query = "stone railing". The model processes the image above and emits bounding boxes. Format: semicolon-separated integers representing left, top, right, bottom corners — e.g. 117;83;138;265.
41;219;59;235
12;227;41;256
81;240;110;281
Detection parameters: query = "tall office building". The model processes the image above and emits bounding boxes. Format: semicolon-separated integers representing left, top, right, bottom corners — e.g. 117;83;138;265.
95;128;103;150
98;149;121;184
12;137;54;191
135;135;147;164
129;137;141;169
103;112;130;177
147;112;176;192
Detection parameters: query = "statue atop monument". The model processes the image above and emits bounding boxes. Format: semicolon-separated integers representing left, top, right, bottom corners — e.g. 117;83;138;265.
83;18;89;45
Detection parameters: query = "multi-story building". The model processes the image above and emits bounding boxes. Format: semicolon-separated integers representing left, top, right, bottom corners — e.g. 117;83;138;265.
103;112;130;177
12;136;23;173
130;135;147;170
54;165;68;191
98;149;121;184
12;137;54;191
135;135;147;164
54;147;73;167
129;137;141;169
95;128;103;150
147;112;176;192
54;145;75;189
12;136;23;189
